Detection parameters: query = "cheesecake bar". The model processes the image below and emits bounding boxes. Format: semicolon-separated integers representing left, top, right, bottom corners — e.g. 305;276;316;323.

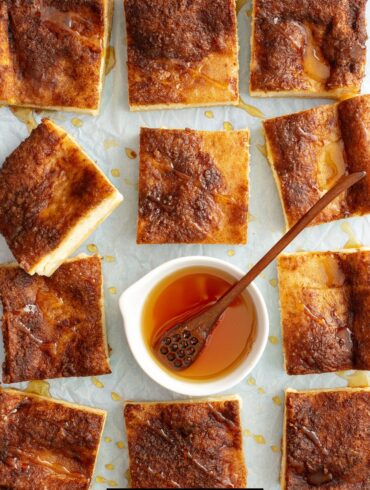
124;396;247;488
124;0;239;110
0;119;123;276
0;0;113;114
282;388;370;489
137;128;249;244
250;0;367;98
264;95;370;229
278;249;370;375
0;255;111;384
0;388;106;489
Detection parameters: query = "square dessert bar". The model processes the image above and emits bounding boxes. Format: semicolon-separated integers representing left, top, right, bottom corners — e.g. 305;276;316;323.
0;0;113;114
124;0;239;110
124;397;247;488
0;388;106;489
0;255;111;384
250;0;367;98
0;118;123;276
137;128;249;244
282;388;370;489
278;248;370;375
264;95;370;229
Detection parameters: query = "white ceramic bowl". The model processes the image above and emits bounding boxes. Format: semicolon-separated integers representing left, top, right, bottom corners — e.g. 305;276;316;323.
119;256;269;396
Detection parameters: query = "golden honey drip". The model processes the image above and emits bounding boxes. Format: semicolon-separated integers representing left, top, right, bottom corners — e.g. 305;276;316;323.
105;46;116;76
248;213;256;222
243;429;252;437
269;279;277;288
104;138;120;150
257;143;268;158
269;336;279;345
341;222;362;249
108;287;117;295
105;255;116;263
71;117;83;128
87;243;98;253
204;110;214;119
253;434;266;444
258;387;265;394
317;140;346;191
223;121;234;131
25;380;51;398
271;445;280;453
10;107;37;133
236;0;248;14
108;482;118;488
104;437;112;443
111;391;122;401
227;249;235;257
238;98;264;118
92;377;104;389
303;25;330;84
117;441;125;449
96;476;107;483
247;377;256;386
272;396;282;406
337;371;370;388
125;148;137;159
111;168;121;177
105;463;115;471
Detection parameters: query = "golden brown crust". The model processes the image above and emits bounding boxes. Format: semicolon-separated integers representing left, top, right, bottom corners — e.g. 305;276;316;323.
0;388;106;490
283;389;370;489
137;128;249;244
251;0;367;97
0;256;111;383
264;95;370;229
278;249;370;375
0;119;120;275
124;398;247;488
0;0;108;113
124;0;239;109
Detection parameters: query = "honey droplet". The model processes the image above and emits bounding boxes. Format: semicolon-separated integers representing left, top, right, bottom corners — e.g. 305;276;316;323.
246;5;253;16
236;0;248;14
223;121;234;131
105;463;115;471
108;482;118;488
87;244;98;254
258;387;265;394
92;377;104;389
253;434;266;445
227;249;235;257
273;396;282;406
341;222;362;249
238;98;264;118
104;437;112;443
108;287;117;295
337;371;370;388
269;336;279;345
71;118;83;128
11;107;37;134
117;441;125;449
125;148;137;159
104;139;120;150
271;445;280;453
111;391;122;401
105;46;116;76
243;429;252;437
204;110;214;119
25;380;51;398
248;213;256;222
269;279;278;288
303;24;330;84
257;144;268;158
247;377;256;386
105;255;116;263
111;168;121;177
96;476;107;483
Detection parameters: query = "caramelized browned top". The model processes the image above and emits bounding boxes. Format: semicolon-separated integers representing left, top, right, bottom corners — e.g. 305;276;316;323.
124;0;238;106
251;0;367;94
0;0;105;110
0;256;110;383
264;95;370;228
0;119;115;272
285;390;370;489
137;128;249;244
278;249;370;375
124;399;247;488
0;389;105;489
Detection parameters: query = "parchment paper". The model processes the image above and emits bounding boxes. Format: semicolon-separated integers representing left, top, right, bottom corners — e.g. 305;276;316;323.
0;1;369;488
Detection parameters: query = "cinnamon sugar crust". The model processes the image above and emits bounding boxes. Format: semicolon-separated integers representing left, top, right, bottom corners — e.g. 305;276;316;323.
278;249;370;375
0;118;122;276
251;0;367;97
0;388;106;489
264;95;370;229
0;256;111;384
124;398;247;488
0;0;110;113
137;128;249;244
124;0;239;109
283;389;370;489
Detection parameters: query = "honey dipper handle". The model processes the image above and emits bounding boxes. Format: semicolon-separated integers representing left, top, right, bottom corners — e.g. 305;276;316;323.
213;171;366;315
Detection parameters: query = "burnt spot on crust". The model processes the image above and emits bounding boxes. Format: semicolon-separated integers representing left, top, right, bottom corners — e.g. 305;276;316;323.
124;399;247;488
0;389;105;489
251;0;367;94
0;0;106;110
284;390;370;489
137;128;248;244
0;256;111;383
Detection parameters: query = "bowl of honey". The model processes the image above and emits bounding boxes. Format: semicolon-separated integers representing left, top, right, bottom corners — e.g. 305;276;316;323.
119;256;269;396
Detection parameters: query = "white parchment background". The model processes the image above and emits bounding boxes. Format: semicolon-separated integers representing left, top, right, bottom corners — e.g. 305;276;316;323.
0;1;369;488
